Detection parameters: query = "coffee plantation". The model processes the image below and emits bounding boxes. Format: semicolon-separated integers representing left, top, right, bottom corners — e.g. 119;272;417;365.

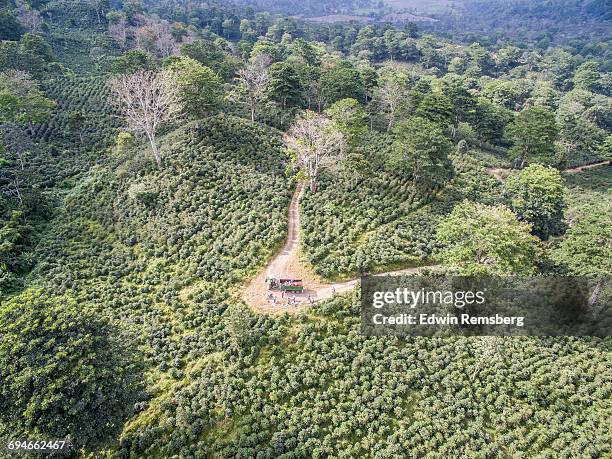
1;0;610;456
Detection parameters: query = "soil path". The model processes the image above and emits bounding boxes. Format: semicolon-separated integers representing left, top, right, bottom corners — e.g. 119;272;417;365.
486;160;611;181
241;183;430;314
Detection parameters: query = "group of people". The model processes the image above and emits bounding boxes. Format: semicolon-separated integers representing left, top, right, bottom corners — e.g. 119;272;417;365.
266;291;315;307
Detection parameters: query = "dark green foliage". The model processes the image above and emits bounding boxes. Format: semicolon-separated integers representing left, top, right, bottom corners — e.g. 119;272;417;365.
505;164;567;240
469;98;513;145
38;75;118;153
506;106;559;166
0;10;23;41
181;39;240;81
110;49;156;74
0;290;145;449
415;91;454;127
389;117;454;194
268;60;304;110
319;59;364;105
0;33;54;75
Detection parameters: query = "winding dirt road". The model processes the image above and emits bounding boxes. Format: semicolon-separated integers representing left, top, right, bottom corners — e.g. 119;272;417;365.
242;159;610;314
241;183;430;314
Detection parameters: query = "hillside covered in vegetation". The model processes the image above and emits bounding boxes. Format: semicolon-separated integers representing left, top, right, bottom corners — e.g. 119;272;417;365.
0;0;610;457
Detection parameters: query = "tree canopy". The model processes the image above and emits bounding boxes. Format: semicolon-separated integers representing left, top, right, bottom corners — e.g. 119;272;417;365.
436;200;542;275
0;291;145;449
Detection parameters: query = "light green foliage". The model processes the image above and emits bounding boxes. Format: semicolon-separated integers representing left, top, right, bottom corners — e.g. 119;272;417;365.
505;164;567;240
0;290;144;449
0;70;55;127
573;61;601;93
324;98;367;149
300;140;501;279
550;163;610;276
436;200;541;275
167;57;223;119
118;294;612;457
506;106;558;166
556;88;609;166
482;79;531;110
0;1;610;456
552;201;611;276
115;131;134;154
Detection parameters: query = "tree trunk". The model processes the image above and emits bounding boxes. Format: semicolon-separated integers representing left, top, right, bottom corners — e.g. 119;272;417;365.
148;133;162;168
250;104;255;122
309;175;317;193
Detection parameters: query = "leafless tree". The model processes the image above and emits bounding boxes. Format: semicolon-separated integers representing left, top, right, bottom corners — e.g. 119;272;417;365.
284;111;346;193
18;7;42;31
309;79;326;113
232;54;271;122
109;70;179;168
108;15;128;48
378;72;408;132
156;32;178;57
134;27;156;52
87;0;110;24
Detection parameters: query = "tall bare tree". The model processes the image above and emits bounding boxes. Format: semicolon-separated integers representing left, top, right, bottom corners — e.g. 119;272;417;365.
108;15;128;48
109;70;178;168
17;7;42;31
284;111;346;193
378;71;409;132
232;54;271;122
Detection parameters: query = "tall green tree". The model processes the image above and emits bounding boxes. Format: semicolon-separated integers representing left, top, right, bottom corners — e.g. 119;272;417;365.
573;61;601;93
506;106;558;166
436;201;541;275
505;164;566;240
389;117;453;194
552;202;611;276
470;97;513;145
415;91;454;127
319;59;364;107
267;61;304;122
167;57;223;119
110;49;156;74
438;75;476;139
324;98;367;149
0;70;55;134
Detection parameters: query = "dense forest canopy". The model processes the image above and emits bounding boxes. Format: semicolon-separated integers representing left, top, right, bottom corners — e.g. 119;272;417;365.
0;0;610;456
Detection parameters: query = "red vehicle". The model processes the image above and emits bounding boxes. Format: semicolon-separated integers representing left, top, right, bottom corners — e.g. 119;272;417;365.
266;276;304;292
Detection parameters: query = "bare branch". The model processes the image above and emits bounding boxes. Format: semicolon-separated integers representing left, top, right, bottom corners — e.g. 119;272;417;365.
284;111;345;193
109;70;179;167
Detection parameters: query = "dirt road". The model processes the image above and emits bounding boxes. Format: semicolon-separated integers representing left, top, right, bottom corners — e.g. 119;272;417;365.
241;183;432;314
